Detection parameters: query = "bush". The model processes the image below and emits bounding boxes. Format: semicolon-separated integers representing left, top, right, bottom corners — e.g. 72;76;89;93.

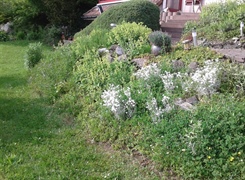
0;31;9;41
42;25;62;45
108;22;152;58
72;28;110;58
24;42;43;69
16;31;26;40
184;1;245;40
148;31;171;53
75;0;160;38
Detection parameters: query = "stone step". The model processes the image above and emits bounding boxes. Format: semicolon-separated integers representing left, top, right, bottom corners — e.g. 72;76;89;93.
160;13;200;45
171;15;200;20
161;22;186;29
161;27;183;33
162;28;183;39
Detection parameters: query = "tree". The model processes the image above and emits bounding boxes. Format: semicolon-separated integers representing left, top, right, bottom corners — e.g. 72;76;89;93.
27;0;97;31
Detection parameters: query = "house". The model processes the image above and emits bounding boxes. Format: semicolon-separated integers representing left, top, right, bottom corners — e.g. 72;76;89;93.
82;0;223;41
82;0;222;20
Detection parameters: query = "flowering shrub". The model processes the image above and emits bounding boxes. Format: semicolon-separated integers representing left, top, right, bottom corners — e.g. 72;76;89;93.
101;85;136;120
133;63;160;81
146;95;172;124
184;60;221;96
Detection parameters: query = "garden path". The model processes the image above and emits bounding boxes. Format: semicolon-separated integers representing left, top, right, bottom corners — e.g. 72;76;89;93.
213;49;245;63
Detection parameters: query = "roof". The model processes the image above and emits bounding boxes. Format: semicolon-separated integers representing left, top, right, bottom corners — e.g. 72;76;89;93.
151;0;163;6
82;0;162;20
82;0;129;20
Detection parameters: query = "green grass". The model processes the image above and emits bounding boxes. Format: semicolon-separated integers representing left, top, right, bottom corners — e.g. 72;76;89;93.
0;41;160;179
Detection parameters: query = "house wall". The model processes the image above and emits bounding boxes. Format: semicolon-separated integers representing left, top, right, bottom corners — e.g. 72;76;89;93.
181;0;227;13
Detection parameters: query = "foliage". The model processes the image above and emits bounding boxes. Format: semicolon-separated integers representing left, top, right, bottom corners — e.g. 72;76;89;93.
75;0;160;38
148;31;172;53
42;25;62;45
24;42;43;69
0;31;9;41
161;46;221;64
108;22;152;58
151;94;245;179
0;0;19;24
72;28;109;58
219;62;245;97
29;45;76;101
25;1;245;176
184;1;245;41
0;0;97;42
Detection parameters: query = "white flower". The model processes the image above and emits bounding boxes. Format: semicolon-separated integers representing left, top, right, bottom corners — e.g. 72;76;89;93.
146;95;172;123
134;63;161;81
101;85;136;119
184;60;221;96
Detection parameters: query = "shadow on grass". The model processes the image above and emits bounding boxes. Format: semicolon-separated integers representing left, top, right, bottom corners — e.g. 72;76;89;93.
0;96;61;144
0;76;27;89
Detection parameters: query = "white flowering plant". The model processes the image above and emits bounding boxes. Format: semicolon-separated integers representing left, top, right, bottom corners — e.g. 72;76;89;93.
101;84;136;120
183;60;221;96
146;95;172;124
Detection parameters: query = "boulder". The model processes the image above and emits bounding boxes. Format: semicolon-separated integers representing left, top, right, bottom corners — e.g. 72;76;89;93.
132;58;148;68
188;62;199;73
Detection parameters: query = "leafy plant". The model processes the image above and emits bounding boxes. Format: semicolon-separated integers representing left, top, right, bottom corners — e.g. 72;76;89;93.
0;31;9;41
148;31;171;53
183;1;245;41
24;42;43;69
108;22;151;58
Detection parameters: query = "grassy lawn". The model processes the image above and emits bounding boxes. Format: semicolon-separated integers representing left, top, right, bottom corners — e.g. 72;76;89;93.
0;41;159;180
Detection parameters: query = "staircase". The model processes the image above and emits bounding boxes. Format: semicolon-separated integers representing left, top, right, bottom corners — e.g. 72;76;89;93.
160;12;200;43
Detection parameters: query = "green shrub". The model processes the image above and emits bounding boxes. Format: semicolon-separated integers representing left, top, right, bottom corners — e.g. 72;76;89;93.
26;30;40;40
42;25;62;45
219;62;245;97
183;1;245;40
72;28;109;58
0;31;9;41
24;42;43;69
108;22;152;58
75;0;160;38
16;31;26;40
148;31;171;53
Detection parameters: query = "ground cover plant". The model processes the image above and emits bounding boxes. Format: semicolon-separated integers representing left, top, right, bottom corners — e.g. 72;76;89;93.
0;40;161;179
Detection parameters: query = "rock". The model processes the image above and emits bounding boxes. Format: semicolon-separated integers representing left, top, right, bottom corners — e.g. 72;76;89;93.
98;48;109;57
109;44;118;52
178;102;196;111
188;62;199;73
115;46;125;56
132;58;148;68
185;95;199;105
232;37;239;43
174;98;185;106
0;22;12;33
212;43;223;49
197;38;207;46
117;54;127;61
172;60;184;70
63;40;73;46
